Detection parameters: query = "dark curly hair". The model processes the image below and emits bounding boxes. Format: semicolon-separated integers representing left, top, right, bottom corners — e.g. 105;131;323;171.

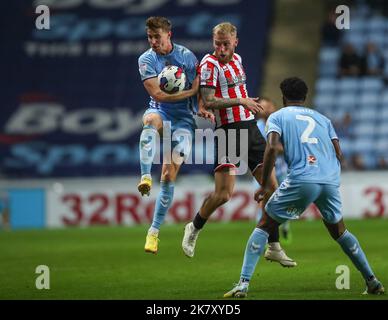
280;77;308;102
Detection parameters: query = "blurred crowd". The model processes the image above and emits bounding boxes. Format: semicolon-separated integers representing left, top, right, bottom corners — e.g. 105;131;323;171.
317;0;388;171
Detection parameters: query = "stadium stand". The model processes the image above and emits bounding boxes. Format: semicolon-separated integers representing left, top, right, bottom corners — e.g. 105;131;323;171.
315;1;388;170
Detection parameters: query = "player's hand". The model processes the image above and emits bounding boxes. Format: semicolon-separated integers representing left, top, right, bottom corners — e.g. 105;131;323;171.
240;97;264;115
254;187;266;203
197;108;215;123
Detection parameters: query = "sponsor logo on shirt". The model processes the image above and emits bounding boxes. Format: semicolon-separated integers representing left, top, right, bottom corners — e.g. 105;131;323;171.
308;155;317;165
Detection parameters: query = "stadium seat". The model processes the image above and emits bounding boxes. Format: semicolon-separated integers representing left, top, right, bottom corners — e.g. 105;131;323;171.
319;63;337;77
353;138;375;153
376;123;388;135
381;91;388;104
359;93;380;107
379;106;388;119
316;78;337;93
366;16;387;32
314;94;334;110
319;47;340;63
342;34;366;52
337;93;357;108
353;122;376;137
345;18;366;32
337;77;359;92
342;31;365;45
353;106;379;122
375;138;388;154
360;77;384;92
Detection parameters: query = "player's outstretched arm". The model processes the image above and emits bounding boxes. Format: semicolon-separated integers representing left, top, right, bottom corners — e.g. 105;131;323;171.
143;75;199;103
200;87;263;114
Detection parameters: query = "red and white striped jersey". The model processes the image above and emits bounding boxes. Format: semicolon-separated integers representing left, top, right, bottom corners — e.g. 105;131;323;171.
199;53;254;127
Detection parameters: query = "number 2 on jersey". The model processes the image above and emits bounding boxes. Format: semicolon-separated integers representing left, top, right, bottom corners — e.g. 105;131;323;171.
296;115;318;144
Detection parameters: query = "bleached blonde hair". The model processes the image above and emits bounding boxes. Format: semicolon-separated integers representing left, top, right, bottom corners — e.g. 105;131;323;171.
212;22;237;37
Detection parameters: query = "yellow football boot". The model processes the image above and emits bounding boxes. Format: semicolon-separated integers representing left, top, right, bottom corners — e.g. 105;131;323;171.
223;282;248;298
144;232;159;254
138;175;152;196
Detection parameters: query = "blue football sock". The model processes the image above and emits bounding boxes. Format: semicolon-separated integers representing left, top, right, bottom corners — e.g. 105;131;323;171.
139;125;158;176
337;230;374;281
240;228;269;281
151;181;175;230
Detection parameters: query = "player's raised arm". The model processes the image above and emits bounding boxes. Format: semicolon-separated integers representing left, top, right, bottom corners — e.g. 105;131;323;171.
143;75;199;103
200;87;263;114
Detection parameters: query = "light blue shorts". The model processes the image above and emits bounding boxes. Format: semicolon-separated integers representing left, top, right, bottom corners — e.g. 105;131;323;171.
143;108;196;160
143;108;196;134
265;180;342;225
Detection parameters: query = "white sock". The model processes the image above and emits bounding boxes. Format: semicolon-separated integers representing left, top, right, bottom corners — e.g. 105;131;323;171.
142;174;152;180
239;279;249;288
148;226;159;235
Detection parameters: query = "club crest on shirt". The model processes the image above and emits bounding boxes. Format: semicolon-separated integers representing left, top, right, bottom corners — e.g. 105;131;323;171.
201;68;212;80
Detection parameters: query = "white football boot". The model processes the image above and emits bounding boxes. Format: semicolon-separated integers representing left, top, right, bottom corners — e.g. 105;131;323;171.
264;243;297;267
182;222;200;258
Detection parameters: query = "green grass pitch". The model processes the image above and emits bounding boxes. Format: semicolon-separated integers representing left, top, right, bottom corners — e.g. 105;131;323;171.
0;219;387;300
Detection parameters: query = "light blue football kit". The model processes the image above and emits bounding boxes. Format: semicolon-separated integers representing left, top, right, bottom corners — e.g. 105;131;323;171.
265;106;342;224
138;43;198;134
235;105;379;293
138;43;198;231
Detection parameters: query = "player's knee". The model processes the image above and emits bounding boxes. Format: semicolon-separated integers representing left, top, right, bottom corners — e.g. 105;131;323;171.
258;222;276;236
143;115;161;129
257;214;278;235
332;228;346;240
161;171;175;182
325;219;346;240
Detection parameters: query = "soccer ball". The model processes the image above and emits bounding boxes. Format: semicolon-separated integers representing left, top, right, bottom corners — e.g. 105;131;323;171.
158;65;186;94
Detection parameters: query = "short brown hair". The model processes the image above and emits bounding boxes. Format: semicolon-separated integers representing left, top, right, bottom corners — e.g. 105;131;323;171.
146;16;172;32
213;22;237;37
